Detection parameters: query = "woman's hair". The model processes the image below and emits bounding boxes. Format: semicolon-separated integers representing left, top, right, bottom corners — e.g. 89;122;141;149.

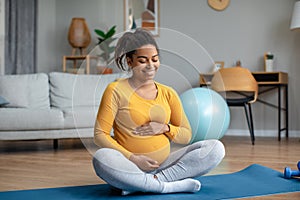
114;28;159;71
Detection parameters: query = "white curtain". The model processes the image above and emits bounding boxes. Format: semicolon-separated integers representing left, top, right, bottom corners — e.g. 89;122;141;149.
5;0;37;74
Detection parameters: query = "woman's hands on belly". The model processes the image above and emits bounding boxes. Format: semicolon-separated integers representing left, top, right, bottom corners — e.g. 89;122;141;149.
129;154;160;172
132;121;169;136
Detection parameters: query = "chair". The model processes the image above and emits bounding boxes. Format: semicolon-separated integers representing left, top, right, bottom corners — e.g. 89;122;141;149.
211;67;258;145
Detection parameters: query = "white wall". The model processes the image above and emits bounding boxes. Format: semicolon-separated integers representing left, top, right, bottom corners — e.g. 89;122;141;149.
37;0;123;73
158;0;300;136
36;0;300;136
37;0;57;73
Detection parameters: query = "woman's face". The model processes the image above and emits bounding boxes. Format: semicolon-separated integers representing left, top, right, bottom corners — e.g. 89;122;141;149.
128;44;160;82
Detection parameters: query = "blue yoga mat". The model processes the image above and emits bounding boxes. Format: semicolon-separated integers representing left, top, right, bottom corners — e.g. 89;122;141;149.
1;164;299;200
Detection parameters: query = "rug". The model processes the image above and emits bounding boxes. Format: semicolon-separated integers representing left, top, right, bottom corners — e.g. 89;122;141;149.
1;164;299;200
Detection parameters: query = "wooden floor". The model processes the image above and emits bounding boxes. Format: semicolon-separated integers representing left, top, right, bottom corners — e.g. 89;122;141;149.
0;136;299;199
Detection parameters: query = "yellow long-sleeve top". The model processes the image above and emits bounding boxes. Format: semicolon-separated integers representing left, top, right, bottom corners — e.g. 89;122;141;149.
94;78;192;164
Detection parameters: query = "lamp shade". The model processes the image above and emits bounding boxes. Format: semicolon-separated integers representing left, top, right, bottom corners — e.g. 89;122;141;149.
290;1;300;30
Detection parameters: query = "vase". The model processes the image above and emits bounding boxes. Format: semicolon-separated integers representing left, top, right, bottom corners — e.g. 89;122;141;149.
68;18;91;52
265;59;274;72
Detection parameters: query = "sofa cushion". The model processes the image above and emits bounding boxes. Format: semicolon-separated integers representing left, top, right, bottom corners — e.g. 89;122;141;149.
49;72;128;109
0;108;64;131
0;73;50;108
0;128;94;140
62;106;98;129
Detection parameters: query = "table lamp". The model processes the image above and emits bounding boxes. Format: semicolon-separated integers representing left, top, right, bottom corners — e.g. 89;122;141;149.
291;1;300;30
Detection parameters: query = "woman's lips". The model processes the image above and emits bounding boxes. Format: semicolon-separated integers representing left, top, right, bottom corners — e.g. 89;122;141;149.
144;70;155;76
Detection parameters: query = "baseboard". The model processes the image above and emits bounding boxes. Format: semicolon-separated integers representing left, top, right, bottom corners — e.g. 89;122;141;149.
226;129;299;138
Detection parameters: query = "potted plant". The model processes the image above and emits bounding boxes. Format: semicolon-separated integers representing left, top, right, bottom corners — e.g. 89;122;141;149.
94;25;117;74
265;52;274;72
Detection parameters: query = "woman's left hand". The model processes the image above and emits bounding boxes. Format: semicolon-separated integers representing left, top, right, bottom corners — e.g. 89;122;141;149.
133;122;169;136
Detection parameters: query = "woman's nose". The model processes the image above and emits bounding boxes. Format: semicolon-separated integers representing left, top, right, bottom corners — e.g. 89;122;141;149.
146;61;154;68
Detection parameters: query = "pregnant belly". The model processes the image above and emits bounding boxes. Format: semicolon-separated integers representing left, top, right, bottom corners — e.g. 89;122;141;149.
118;134;170;164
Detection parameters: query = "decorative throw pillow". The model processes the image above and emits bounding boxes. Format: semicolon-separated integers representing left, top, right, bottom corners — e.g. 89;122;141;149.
0;96;9;107
0;73;50;108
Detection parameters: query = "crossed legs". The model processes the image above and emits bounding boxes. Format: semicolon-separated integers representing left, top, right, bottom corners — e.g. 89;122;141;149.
92;139;225;194
155;139;225;182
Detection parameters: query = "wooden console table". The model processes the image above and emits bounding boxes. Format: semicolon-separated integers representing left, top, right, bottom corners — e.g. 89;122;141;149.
200;71;288;140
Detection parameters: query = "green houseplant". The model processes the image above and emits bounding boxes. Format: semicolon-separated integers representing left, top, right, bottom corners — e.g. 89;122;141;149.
94;25;117;73
265;52;274;72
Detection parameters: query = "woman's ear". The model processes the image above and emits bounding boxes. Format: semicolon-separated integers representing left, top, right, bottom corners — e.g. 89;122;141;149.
126;57;132;66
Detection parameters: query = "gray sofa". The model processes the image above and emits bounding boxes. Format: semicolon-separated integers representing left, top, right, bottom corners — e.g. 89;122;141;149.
0;72;126;148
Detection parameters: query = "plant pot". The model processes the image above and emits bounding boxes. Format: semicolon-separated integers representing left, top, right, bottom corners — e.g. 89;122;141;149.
96;66;113;74
265;59;274;72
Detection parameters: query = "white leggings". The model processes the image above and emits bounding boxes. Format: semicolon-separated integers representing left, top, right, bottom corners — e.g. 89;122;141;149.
93;139;225;193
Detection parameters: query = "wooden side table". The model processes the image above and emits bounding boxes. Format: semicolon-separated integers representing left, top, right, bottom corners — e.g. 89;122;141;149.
62;55;98;74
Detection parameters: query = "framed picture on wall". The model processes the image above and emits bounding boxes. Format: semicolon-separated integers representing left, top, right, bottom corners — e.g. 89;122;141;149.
124;0;160;36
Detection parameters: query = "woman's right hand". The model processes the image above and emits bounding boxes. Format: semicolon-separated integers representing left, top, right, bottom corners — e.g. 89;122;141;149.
129;154;160;172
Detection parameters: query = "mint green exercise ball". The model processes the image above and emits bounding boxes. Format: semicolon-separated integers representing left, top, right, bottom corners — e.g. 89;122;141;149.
180;88;230;143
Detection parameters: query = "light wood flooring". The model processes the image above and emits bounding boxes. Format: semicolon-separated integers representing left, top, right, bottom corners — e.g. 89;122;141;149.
0;136;299;199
